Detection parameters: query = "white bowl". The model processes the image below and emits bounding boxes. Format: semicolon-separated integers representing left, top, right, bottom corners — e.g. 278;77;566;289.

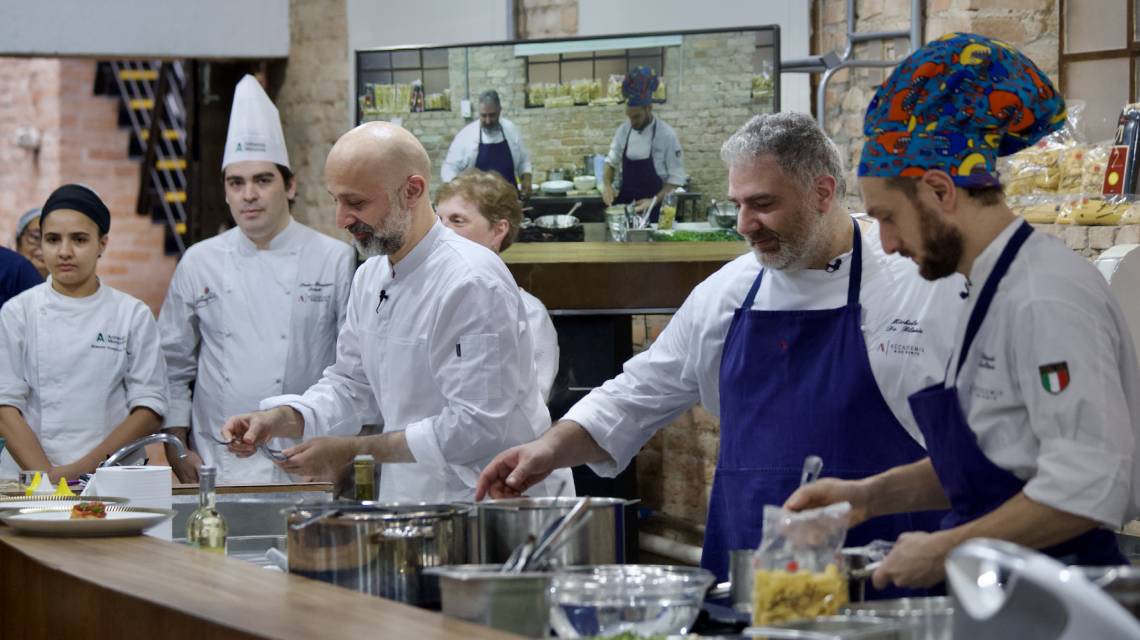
541;180;574;194
573;176;596;191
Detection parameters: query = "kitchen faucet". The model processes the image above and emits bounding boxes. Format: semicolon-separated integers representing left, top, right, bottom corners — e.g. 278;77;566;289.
101;433;188;468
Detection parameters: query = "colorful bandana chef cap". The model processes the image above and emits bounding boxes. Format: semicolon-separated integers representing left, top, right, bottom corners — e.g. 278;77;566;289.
858;32;1066;188
41;184;111;235
622;66;659;107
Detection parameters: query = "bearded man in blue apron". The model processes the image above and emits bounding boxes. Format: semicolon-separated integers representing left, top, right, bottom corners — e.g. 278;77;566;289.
477;112;965;596
787;33;1140;590
441;90;533;198
601;66;686;223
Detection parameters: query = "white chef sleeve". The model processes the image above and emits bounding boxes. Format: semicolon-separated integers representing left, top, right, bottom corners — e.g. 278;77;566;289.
441;126;473;183
522;293;558;402
157;264;198;427
0;299;30;413
333;244;355;331
260;276;378;437
1014;298;1136;527
662;129;687;186
124;302;168;418
605;124;626;170
403;277;536;468
562;293;704;477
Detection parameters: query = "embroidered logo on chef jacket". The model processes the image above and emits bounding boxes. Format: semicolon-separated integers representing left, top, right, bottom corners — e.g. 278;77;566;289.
91;332;126;352
193;286;219;309
876;340;925;357
1039;361;1071;394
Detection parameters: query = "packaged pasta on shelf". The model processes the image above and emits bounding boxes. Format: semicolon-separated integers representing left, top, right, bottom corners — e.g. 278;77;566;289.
751;502;851;626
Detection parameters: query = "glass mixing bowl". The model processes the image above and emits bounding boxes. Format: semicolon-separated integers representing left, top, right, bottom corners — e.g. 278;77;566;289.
549;565;715;638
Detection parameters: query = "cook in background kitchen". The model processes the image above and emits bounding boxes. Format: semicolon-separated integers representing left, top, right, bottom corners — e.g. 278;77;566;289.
157;75;355;484
1;209;43;307
14;207;49;278
0;184;168;483
601;66;686;222
788;32;1140;589
440;89;533;198
436;169;559;402
477;112;963;592
222;122;573;502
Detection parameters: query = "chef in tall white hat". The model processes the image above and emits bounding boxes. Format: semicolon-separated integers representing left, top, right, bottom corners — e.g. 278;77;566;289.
157;75;356;484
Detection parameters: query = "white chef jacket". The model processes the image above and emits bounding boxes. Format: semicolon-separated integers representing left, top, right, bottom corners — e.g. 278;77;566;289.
158;219;354;484
520;288;558;402
261;220;574;502
441;118;533;183
0;280;168;475
604;117;687;187
946;218;1140;528
564;217;966;476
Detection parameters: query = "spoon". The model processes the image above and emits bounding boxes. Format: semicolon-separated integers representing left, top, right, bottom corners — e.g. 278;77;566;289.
799;455;823;488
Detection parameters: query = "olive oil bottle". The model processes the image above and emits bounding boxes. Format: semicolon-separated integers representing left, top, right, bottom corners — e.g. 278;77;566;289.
186;465;228;553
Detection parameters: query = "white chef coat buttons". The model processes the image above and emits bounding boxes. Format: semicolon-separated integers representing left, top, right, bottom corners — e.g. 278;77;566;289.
275;378;282;384
280;334;287;340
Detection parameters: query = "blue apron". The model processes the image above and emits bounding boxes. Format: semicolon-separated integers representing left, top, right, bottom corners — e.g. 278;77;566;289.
705;220;945;596
615;120;664;223
908;221;1126;566
474;126;517;189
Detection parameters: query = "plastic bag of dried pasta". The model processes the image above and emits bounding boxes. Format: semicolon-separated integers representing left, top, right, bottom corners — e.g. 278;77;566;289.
751;502;851;626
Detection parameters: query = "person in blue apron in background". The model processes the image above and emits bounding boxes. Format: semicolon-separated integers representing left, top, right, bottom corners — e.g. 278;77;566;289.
441;90;533;198
601;66;686;223
788;33;1140;590
476;112;966;598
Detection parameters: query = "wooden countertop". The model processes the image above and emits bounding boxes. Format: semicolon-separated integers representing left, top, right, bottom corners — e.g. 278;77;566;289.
502;241;747;265
0;528;519;640
504;241;748;311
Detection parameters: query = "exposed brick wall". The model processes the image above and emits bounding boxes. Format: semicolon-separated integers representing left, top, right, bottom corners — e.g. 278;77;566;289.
276;0;351;241
516;0;579;39
0;58;176;315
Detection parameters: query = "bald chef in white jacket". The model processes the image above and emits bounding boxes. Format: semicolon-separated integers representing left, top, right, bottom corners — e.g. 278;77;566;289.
158;75;355;484
222;122;573;503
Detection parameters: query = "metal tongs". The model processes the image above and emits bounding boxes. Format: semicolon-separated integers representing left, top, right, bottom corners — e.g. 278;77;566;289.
501;496;593;573
205;432;290;463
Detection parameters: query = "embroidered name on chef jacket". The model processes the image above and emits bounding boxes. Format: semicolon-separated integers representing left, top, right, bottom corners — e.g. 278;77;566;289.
91;332;127;352
298;281;334;304
875;316;926;357
193;286;219;309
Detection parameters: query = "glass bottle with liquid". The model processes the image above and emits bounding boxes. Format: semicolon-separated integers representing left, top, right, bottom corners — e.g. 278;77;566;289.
354;454;376;501
186;465;228;553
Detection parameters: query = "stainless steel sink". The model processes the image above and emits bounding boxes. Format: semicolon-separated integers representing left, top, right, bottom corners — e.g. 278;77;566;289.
171;489;330;566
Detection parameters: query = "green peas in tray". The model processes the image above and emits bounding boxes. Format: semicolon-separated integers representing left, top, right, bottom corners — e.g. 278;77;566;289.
650;229;743;242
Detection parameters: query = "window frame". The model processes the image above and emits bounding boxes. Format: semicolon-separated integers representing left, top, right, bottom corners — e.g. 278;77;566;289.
1059;0;1140;101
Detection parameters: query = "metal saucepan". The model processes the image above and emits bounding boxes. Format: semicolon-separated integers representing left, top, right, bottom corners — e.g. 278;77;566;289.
476;496;634;567
284;501;471;606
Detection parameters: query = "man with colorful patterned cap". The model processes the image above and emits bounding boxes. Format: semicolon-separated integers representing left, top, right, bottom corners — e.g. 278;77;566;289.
601;66;686;222
788;33;1140;588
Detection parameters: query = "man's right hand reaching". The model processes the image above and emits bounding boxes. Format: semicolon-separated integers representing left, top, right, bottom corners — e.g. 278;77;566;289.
221;406;304;458
476;439;558;500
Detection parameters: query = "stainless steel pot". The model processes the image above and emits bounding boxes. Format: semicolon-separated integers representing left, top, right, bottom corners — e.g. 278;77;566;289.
285;501;471;606
477;497;631;566
1076;565;1140;620
426;564;552;637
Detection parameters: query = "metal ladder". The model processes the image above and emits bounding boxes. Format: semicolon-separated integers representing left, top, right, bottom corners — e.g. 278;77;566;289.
109;60;189;255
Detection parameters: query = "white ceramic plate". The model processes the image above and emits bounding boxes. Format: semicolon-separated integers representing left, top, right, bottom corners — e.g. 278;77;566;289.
1;506;175;537
0;494;128;513
540;180;574;194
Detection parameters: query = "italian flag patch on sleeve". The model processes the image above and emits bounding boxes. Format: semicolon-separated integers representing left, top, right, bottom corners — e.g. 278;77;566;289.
1039;362;1070;395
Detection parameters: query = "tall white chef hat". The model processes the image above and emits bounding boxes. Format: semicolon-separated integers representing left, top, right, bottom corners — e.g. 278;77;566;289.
222;75;290;171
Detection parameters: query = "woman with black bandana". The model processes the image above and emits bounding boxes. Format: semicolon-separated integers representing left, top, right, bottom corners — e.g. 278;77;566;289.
0;184;168;484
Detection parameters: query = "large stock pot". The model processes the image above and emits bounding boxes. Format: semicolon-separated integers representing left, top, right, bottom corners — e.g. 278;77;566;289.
285;501;470;606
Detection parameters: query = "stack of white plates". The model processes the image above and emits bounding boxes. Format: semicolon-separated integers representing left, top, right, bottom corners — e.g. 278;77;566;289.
540;180;574;194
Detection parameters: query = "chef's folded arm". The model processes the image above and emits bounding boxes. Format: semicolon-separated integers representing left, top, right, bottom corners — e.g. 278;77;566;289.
156;261;199;431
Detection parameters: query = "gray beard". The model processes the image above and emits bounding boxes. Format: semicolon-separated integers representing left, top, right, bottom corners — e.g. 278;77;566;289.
350;203;412;258
752;207;830;271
